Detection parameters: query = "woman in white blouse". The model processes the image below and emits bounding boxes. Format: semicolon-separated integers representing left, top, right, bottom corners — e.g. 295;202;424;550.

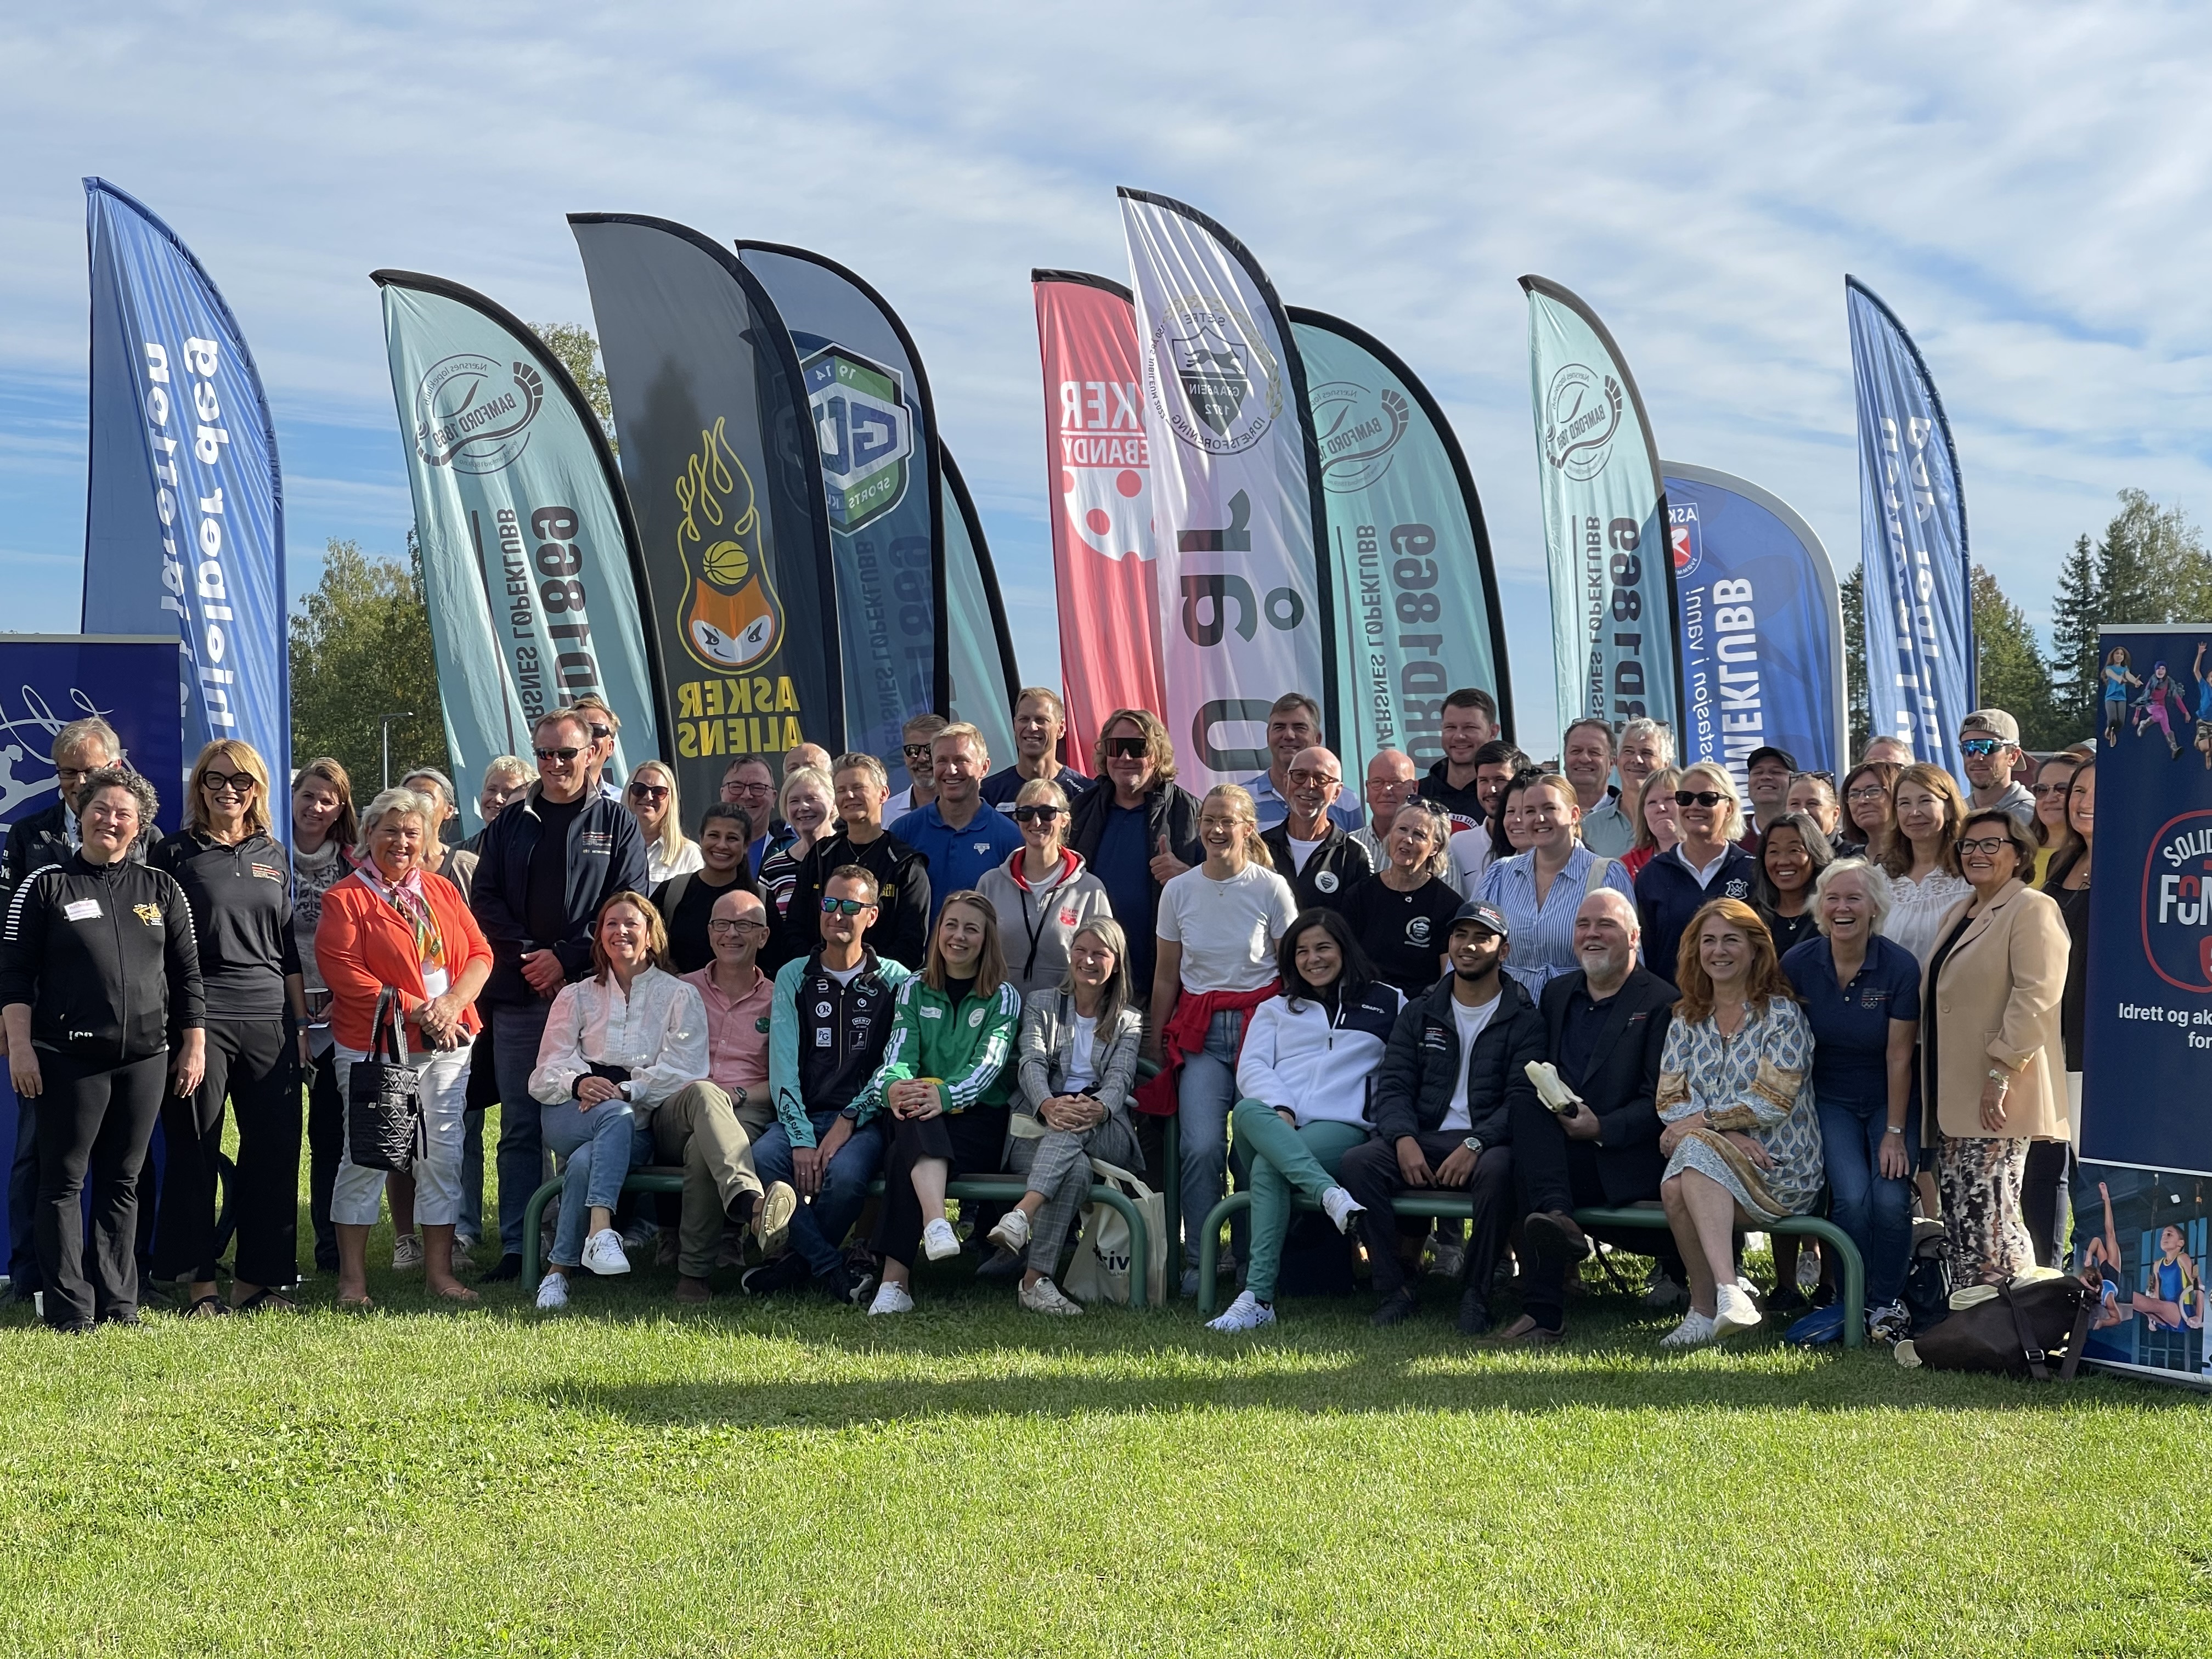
528;892;707;1310
625;760;704;887
1880;764;1972;967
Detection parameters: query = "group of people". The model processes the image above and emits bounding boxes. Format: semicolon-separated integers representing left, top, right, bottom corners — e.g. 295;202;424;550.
0;678;2099;1346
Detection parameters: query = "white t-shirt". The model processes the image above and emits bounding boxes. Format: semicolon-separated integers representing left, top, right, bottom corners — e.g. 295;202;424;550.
1446;829;1490;898
1158;862;1300;992
1284;833;1324;875
1439;990;1501;1132
823;962;864;988
1064;1013;1098;1093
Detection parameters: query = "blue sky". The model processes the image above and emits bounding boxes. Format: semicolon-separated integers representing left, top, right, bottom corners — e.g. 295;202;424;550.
4;3;2210;749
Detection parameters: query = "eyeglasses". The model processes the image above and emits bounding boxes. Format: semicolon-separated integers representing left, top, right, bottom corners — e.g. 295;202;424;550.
535;746;583;764
202;771;258;795
1011;805;1064;825
724;780;773;798
1288;770;1341;789
2029;781;2072;796
1846;786;1889;803
1957;836;2016;857
1959;738;2005;758
1674;790;1725;808
1105;736;1149;759
901;743;933;760
627;783;669;801
820;895;873;916
707;918;768;936
55;766;97;786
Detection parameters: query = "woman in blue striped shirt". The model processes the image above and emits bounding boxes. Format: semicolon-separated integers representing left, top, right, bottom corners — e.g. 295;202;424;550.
1477;772;1637;997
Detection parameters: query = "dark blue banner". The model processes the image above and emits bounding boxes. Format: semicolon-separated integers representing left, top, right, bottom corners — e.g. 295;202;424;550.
940;449;1020;767
1664;463;1846;785
82;179;289;844
1847;276;1972;780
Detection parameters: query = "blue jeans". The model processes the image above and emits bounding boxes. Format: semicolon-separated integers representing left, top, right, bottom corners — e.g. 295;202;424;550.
1177;1011;1249;1271
492;999;554;1256
751;1111;887;1279
539;1097;647;1268
1819;1094;1916;1309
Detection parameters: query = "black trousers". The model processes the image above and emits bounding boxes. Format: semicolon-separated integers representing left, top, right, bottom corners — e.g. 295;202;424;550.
871;1106;1010;1269
1509;1092;1682;1329
306;1048;343;1271
154;1016;298;1286
1339;1131;1514;1302
2022;1138;2074;1269
35;1048;166;1328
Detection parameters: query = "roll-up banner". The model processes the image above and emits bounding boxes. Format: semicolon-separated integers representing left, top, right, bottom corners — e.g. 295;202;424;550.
940;449;1021;767
1662;462;1847;784
377;271;662;832
2075;623;2212;1389
735;242;939;789
1120;189;1331;790
1847;275;1973;779
569;216;841;817
1031;270;1164;765
1521;276;1680;745
1290;307;1511;772
83;179;290;844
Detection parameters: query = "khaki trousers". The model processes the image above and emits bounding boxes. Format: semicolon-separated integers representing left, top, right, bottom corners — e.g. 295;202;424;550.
651;1082;772;1279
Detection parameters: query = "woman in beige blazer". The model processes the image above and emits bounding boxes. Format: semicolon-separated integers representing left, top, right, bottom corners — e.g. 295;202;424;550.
1921;807;2069;1288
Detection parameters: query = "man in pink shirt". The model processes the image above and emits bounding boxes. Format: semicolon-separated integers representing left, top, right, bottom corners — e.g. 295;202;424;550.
661;888;795;1304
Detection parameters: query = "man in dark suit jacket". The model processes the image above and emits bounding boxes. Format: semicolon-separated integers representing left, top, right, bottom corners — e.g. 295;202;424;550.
1494;888;1679;1342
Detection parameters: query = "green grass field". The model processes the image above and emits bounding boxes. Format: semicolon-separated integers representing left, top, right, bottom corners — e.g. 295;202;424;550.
4;1218;2210;1659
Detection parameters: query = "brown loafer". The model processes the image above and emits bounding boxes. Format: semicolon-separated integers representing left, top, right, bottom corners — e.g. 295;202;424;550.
1522;1210;1591;1265
1494;1313;1564;1344
674;1276;713;1306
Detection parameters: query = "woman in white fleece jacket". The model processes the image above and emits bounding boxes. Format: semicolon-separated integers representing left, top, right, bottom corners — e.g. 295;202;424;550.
1207;908;1403;1333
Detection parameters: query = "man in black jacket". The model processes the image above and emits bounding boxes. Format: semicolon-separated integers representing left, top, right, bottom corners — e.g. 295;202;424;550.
1494;889;1679;1342
777;753;929;972
1339;898;1546;1333
471;707;649;1282
1259;746;1370;917
1064;709;1203;1002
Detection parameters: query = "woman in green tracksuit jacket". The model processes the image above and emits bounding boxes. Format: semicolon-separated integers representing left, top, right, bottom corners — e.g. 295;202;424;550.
857;888;1023;1314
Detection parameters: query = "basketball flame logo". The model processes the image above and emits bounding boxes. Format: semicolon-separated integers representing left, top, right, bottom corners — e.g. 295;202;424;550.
674;416;783;671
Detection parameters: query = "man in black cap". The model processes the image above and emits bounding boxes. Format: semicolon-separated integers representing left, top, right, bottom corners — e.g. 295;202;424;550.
1338;896;1545;1333
1740;744;1797;851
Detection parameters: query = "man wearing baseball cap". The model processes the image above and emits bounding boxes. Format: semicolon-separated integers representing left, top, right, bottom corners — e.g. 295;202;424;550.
1336;896;1546;1335
1739;745;1797;851
1956;709;2036;828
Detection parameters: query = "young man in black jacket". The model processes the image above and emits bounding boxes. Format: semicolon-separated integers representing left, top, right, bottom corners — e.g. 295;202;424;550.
1494;889;1679;1343
1259;746;1371;917
1339;898;1546;1333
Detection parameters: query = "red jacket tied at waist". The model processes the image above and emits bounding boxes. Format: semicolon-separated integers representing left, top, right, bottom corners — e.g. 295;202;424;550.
1135;980;1281;1116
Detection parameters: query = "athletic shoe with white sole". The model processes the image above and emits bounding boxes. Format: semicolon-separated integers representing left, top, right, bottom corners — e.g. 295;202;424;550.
988;1209;1032;1255
753;1182;798;1256
1320;1186;1365;1234
921;1218;961;1261
1658;1310;1716;1347
391;1233;423;1271
581;1228;632;1276
1867;1300;1912;1344
1018;1276;1084;1316
1713;1282;1763;1339
1206;1290;1277;1333
534;1272;570;1312
867;1280;915;1316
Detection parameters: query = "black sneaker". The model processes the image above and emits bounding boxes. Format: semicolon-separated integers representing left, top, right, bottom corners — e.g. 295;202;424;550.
974;1245;1023;1284
1522;1209;1591;1267
823;1262;878;1307
1371;1286;1419;1328
1457;1288;1493;1336
482;1253;523;1284
741;1252;812;1297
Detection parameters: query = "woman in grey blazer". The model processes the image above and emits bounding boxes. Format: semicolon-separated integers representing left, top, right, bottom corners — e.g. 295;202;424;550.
984;917;1144;1314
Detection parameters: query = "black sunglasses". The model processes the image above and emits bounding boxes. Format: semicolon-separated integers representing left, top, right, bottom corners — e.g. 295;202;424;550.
534;745;583;763
1105;736;1148;759
1674;789;1725;808
1011;805;1064;825
820;895;872;916
627;782;669;800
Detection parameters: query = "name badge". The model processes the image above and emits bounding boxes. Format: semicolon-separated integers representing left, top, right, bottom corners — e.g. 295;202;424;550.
421;966;451;998
63;899;100;922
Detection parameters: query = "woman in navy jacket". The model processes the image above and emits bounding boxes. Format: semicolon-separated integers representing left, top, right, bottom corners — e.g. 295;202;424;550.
1633;761;1759;985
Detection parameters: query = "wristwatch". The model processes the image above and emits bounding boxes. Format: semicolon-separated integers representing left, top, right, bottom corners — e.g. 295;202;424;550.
1462;1136;1483;1157
1985;1067;2012;1091
1883;1126;1905;1136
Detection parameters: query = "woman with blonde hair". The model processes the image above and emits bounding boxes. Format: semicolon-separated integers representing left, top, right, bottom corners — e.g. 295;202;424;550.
1654;897;1821;1345
1880;763;1972;966
1618;764;1683;883
624;759;703;886
757;764;833;922
1630;760;1759;989
976;776;1114;999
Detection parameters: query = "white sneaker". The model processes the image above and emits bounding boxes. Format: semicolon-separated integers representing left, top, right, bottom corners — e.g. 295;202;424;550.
581;1228;631;1277
391;1233;423;1271
1320;1186;1365;1234
534;1271;569;1311
1018;1276;1084;1316
1796;1245;1823;1291
1659;1310;1716;1347
1206;1290;1278;1334
988;1209;1032;1255
867;1280;915;1316
1713;1282;1763;1340
921;1218;961;1261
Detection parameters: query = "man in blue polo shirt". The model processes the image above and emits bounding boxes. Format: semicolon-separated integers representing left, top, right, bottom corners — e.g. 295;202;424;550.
890;722;1023;923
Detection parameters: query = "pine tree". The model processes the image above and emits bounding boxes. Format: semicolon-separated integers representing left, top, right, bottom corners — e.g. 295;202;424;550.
2094;488;2212;626
2047;533;2102;736
1840;562;1870;759
1971;565;2061;747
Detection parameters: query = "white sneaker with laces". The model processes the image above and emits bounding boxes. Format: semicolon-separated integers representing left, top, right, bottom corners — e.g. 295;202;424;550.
1206;1290;1278;1334
1320;1186;1365;1234
867;1280;915;1316
534;1271;569;1311
1658;1310;1715;1347
1018;1276;1084;1316
391;1233;423;1271
581;1228;631;1277
988;1209;1032;1255
1734;1276;1762;1302
921;1218;961;1261
1713;1282;1763;1339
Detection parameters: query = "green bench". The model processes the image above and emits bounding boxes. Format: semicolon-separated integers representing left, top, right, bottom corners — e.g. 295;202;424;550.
519;1164;1158;1309
1191;1191;1867;1347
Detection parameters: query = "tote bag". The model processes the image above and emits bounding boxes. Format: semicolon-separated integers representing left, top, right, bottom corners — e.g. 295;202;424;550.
1062;1159;1167;1306
347;989;425;1174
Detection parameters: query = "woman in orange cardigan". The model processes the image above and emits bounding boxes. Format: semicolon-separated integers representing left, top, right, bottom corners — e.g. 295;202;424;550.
315;787;493;1308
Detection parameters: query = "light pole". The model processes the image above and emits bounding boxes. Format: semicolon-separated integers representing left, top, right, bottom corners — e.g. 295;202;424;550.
379;712;416;791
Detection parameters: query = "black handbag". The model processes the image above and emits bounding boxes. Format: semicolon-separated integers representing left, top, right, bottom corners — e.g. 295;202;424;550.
1913;1277;2095;1380
347;989;425;1174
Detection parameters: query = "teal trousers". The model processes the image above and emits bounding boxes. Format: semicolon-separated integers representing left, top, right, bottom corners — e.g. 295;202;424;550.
1230;1099;1369;1303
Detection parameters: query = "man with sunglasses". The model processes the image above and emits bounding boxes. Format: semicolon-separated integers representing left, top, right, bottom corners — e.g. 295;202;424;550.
1957;709;2036;828
890;724;1024;925
981;687;1092;811
881;714;947;823
1260;746;1370;916
744;866;913;1305
1067;709;1203;1003
471;706;650;1282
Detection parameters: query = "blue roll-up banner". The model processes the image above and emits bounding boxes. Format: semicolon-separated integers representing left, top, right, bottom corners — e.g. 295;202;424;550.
0;635;184;1279
1847;276;1973;780
940;449;1021;768
1663;462;1846;785
2075;624;2212;1389
82;179;289;845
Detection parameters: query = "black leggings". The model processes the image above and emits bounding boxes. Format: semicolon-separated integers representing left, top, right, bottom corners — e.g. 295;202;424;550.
34;1048;166;1329
871;1107;1010;1269
306;1049;343;1271
154;1017;298;1285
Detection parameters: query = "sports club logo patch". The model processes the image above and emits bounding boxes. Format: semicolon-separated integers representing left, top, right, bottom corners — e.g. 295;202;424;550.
1315;871;1340;894
1723;878;1751;899
1539;363;1622;482
1310;377;1410;493
133;903;163;926
1144;300;1282;455
250;862;284;883
815;1001;833;1018
2141;810;2212;992
968;1007;985;1028
1669;499;1704;580
802;344;912;533
413;352;543;473
1408;917;1432;944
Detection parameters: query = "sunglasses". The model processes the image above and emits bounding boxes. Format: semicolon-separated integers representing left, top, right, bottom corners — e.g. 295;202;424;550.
1959;738;2006;757
1674;790;1725;808
1105;736;1149;759
627;782;669;801
589;724;612;740
901;743;933;760
1011;805;1064;825
535;746;583;763
820;895;873;917
202;771;258;795
1958;836;2016;856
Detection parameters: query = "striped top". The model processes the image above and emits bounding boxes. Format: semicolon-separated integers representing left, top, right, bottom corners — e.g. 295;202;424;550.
1477;844;1638;997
